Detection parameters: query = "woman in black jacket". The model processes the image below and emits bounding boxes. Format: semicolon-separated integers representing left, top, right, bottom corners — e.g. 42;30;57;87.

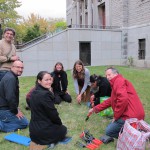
51;62;72;104
29;71;67;147
90;74;112;106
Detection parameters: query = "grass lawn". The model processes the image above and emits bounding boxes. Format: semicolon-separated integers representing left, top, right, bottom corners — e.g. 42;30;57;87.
0;65;150;150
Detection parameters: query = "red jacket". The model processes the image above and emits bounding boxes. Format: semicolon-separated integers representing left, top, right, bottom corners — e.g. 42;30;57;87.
94;74;145;120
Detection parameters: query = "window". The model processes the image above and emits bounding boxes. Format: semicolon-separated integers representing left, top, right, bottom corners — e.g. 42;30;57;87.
138;39;146;60
98;3;105;28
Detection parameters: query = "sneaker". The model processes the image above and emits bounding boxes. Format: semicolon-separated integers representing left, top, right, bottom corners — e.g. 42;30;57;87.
48;143;55;149
59;136;72;144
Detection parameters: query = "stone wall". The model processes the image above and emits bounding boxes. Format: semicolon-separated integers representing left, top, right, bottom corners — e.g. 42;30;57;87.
128;0;150;26
17;28;122;76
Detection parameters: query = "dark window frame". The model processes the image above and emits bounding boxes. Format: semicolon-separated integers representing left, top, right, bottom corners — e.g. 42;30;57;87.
138;39;146;60
79;42;91;66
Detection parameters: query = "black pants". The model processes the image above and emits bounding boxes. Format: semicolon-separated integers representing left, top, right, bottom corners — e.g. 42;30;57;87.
54;93;72;104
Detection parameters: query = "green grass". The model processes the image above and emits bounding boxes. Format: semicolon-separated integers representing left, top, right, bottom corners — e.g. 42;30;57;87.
0;66;150;150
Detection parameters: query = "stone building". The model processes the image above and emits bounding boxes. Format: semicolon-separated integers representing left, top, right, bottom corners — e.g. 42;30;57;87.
66;0;150;67
16;0;150;76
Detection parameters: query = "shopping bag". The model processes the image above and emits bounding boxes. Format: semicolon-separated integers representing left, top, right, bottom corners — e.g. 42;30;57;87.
117;118;150;150
99;97;113;117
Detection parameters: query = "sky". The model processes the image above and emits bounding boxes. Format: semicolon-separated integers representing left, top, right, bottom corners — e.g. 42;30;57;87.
16;0;66;19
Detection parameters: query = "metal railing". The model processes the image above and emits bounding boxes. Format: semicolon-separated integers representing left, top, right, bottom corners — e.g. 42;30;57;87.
16;25;120;50
68;24;120;29
16;28;65;50
16;34;49;49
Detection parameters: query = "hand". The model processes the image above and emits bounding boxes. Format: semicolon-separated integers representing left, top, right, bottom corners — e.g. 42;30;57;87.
89;108;94;114
16;110;24;120
76;94;81;104
10;55;20;61
90;95;95;107
90;95;95;103
91;102;94;108
112;118;115;123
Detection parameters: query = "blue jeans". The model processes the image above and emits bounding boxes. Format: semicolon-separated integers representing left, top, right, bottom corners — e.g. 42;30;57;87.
105;118;125;138
0;110;28;132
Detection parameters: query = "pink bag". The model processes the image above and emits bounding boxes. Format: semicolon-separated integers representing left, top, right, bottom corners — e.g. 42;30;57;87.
117;118;150;150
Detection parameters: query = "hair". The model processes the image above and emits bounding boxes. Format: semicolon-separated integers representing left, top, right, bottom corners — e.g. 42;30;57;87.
36;71;51;85
54;62;64;71
73;60;85;79
105;67;119;74
3;27;16;36
90;74;102;83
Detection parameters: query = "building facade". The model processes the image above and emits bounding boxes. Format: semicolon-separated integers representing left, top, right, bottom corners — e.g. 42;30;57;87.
15;0;150;76
66;0;150;67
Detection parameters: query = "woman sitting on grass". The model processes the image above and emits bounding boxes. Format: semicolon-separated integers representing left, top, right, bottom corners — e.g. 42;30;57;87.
72;60;91;104
29;71;67;149
51;62;72;104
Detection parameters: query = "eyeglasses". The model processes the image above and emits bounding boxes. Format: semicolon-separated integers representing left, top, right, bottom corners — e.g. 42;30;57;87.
13;66;24;69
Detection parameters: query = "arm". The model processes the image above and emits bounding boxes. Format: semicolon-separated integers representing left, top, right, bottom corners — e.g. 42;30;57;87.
89;97;112;114
26;87;36;107
0;43;19;63
73;78;79;94
93;97;112;113
0;44;8;63
4;77;18;114
42;93;62;125
113;79;129;120
80;68;90;95
63;71;68;92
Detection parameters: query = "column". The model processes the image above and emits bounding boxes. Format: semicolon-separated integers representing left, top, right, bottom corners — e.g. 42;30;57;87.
88;0;92;26
77;0;80;26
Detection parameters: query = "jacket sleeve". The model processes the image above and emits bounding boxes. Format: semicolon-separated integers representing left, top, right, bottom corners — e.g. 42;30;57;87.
42;93;62;125
113;79;129;120
95;82;109;98
63;71;68;92
4;77;18;114
94;97;112;113
80;68;90;95
73;77;79;95
0;44;8;63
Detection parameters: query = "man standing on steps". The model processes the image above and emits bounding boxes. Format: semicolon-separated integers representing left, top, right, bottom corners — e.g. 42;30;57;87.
0;27;20;81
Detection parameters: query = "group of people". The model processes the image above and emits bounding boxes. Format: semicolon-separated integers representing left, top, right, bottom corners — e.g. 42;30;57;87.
0;27;145;149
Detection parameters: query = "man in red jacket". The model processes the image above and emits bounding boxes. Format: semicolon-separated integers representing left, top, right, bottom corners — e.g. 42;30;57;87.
89;67;145;138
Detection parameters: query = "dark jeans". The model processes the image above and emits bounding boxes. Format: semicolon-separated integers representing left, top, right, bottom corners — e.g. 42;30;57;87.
0;110;28;132
0;70;8;81
54;93;72;104
105;118;125;138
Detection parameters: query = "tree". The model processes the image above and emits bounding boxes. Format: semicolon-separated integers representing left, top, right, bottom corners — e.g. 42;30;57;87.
23;13;49;34
0;0;21;26
55;21;67;30
48;18;67;33
23;24;42;42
